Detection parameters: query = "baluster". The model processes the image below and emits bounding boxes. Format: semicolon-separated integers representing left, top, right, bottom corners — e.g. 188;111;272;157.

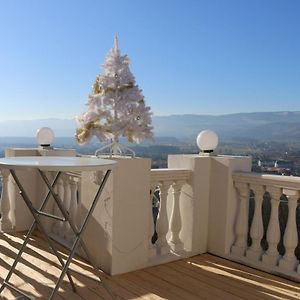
262;186;281;266
0;170;13;232
42;171;54;233
246;184;265;261
8;173;16;230
75;177;81;230
231;182;250;257
148;183;158;258
52;177;64;236
68;176;78;243
169;180;184;252
49;173;57;234
279;190;299;271
156;181;172;255
63;175;71;240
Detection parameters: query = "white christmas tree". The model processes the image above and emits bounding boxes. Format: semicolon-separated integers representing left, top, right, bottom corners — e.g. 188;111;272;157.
75;35;153;155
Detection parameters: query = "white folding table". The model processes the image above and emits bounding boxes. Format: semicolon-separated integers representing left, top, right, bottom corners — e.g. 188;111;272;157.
0;156;116;299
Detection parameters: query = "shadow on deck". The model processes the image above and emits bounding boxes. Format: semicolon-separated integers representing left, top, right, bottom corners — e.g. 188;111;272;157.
0;232;300;299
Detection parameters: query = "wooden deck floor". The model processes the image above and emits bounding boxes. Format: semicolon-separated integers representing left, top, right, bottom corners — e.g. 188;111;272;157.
0;232;300;300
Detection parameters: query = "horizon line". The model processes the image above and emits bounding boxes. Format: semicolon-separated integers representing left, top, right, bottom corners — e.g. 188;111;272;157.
0;110;300;122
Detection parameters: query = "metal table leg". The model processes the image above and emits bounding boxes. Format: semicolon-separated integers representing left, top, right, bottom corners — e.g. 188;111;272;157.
39;169;115;299
0;167;114;300
0;170;77;299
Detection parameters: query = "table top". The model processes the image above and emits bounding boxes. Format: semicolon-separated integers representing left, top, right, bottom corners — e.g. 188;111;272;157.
0;156;116;171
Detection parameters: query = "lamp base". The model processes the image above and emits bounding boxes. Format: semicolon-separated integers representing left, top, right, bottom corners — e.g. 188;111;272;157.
199;150;215;156
39;145;54;150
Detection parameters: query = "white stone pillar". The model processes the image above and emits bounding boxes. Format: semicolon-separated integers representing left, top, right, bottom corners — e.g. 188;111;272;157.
80;157;151;275
52;177;64;236
148;183;157;258
167;155;211;255
279;190;299;271
62;175;71;239
262;186;281;266
169;180;184;252
68;176;79;242
231;182;250;257
209;156;252;257
156;181;172;255
246;184;265;261
0;169;13;232
167;154;252;258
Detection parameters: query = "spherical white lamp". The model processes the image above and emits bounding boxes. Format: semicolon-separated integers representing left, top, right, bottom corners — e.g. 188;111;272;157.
36;127;55;149
196;130;219;155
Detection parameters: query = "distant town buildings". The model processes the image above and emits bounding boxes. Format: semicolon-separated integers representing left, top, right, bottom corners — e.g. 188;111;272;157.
253;159;295;176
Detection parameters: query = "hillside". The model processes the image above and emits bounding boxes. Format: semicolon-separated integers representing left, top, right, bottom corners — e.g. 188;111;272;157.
153;112;300;141
0;111;300;142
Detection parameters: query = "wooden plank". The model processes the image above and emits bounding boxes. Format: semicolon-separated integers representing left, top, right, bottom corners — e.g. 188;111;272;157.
199;254;300;291
124;271;193;300
192;255;300;299
2;232;300;300
137;269;204;300
111;275;163;300
30;232;141;299
173;259;267;300
101;275;145;300
62;277;107;300
145;263;236;300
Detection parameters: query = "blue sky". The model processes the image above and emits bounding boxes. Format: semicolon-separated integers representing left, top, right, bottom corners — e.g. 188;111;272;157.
0;0;299;121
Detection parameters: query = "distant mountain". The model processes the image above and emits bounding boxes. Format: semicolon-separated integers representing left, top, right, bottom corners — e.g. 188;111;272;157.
153;112;300;141
1;112;300;142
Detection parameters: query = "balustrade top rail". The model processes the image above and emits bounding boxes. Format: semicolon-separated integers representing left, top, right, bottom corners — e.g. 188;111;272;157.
150;168;191;183
233;172;300;190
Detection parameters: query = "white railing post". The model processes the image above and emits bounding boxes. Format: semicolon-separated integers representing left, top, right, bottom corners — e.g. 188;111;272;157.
279;190;299;271
156;181;172;255
229;173;300;280
148;183;157;258
262;186;282;266
52;177;64;236
246;184;265;261
80;157;151;275
169;180;184;252
150;168;191;263
0;170;13;232
68;175;79;242
62;174;71;240
231;182;250;257
40;171;54;233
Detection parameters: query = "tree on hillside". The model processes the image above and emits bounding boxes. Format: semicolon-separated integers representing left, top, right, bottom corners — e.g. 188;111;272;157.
75;35;153;155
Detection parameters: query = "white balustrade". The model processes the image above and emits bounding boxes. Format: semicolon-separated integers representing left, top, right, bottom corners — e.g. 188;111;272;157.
68;176;79;242
232;172;300;280
49;172;81;245
246;184;265;260
279;190;299;271
262;186;282;266
156;180;172;255
148;183;157;258
0;170;13;232
0;167;81;248
52;178;64;236
5;149;300;280
62;174;71;240
41;171;55;233
231;182;250;256
150;168;190;259
169;180;184;252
